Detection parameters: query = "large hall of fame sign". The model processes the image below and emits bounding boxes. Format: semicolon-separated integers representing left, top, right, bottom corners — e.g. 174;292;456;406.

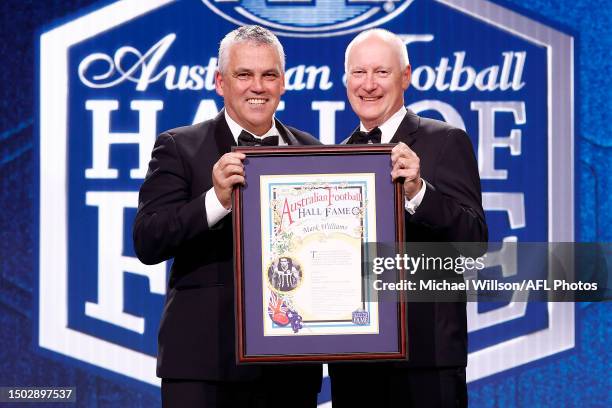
38;0;573;386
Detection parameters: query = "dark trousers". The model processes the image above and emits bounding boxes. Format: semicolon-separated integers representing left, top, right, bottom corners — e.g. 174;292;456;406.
162;378;319;408
330;365;467;408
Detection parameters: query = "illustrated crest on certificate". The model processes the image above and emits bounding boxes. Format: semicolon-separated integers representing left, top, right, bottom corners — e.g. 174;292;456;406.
260;174;379;336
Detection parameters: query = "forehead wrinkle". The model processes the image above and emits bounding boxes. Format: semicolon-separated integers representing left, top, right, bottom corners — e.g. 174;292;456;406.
230;60;282;74
349;38;401;66
225;43;283;72
349;61;394;73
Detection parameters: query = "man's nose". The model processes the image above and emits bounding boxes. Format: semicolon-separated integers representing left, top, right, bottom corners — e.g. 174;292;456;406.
251;75;265;93
363;74;377;91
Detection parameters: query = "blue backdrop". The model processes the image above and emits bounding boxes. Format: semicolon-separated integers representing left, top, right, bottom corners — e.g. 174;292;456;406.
0;0;610;406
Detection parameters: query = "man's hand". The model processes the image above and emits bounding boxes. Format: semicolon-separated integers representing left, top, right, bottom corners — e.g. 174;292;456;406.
391;142;422;200
212;152;246;209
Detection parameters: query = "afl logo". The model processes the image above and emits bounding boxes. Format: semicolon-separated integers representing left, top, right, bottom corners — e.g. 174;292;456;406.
201;0;414;37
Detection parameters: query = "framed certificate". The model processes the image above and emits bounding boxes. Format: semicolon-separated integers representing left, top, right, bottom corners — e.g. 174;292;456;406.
233;145;406;363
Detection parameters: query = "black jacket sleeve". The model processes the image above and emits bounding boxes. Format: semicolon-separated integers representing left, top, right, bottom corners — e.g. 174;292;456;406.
409;128;488;244
133;132;211;265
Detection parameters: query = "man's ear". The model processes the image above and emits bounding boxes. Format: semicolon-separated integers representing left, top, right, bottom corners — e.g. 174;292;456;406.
402;65;412;91
215;70;224;97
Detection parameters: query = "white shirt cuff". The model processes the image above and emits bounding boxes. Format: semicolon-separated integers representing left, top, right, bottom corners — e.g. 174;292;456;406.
404;179;427;215
205;187;231;227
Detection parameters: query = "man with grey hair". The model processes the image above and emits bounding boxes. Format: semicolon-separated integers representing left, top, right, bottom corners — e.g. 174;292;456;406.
134;25;321;407
329;29;487;407
218;24;286;73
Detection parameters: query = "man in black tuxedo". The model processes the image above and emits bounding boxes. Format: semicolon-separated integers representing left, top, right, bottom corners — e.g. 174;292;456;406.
133;25;322;407
329;29;487;407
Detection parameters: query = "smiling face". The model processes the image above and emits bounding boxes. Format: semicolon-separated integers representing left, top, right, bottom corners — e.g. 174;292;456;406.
215;41;285;135
346;35;411;130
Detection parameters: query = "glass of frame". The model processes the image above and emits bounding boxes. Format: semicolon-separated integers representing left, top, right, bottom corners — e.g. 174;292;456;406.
233;145;406;363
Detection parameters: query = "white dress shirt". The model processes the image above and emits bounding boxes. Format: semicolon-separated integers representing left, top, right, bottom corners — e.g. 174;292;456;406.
360;106;427;215
204;111;281;227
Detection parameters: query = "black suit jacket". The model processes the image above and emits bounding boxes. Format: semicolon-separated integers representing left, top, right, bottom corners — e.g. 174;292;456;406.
134;111;322;385
346;109;487;367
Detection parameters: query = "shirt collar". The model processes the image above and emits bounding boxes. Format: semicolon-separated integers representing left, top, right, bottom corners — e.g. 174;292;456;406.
224;110;279;144
360;106;407;144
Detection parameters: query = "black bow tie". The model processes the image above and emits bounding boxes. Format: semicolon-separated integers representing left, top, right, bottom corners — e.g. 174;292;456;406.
237;130;279;146
349;127;382;144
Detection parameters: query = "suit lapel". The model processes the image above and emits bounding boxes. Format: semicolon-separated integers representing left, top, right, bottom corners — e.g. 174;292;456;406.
212;110;236;156
343;125;360;145
342;109;420;145
275;118;299;145
215;111;295;147
389;109;420;146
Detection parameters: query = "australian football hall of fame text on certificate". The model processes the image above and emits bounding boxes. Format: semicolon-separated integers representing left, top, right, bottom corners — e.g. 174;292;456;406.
260;174;380;337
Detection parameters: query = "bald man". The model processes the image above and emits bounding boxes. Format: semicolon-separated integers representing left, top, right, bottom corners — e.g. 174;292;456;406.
329;29;487;408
